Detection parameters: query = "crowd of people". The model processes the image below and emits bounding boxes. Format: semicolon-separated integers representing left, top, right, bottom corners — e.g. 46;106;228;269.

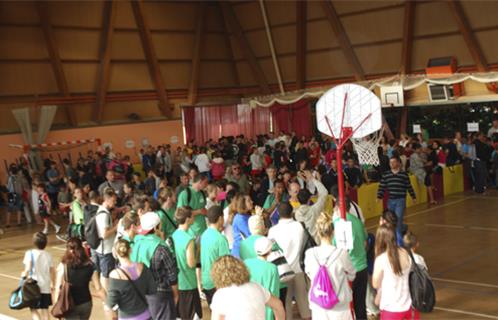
2;118;498;320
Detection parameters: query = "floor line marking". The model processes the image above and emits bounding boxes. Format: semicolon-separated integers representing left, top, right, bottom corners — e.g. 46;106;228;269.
425;223;465;229
433;277;498;289
434;306;498;319
366;196;472;231
51;246;66;251
0;314;19;320
0;273;20;281
469;226;498;232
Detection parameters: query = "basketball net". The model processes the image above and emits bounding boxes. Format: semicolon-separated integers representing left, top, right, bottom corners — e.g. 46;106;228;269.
351;127;384;166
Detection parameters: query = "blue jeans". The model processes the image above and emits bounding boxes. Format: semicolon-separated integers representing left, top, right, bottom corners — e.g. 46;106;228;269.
387;198;406;246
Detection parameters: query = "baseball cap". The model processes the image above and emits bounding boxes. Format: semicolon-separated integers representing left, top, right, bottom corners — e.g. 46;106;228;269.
254;237;273;256
137;212;161;235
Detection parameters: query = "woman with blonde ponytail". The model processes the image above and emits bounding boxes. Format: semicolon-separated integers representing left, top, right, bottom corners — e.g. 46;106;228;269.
106;239;156;320
304;212;356;319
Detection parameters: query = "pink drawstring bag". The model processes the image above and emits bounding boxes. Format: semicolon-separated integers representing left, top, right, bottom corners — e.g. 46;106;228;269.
309;252;339;309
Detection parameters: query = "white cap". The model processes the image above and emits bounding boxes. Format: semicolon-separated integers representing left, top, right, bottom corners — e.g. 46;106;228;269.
254;237;273;256
138;212;161;235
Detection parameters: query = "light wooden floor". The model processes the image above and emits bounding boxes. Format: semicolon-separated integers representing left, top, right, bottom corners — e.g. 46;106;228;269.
1;191;497;320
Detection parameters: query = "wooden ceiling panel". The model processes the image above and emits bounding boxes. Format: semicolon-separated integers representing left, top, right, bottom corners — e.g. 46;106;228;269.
412;35;473;71
159;62;191;90
0;27;48;59
199;62;236;88
0;63;57;95
227;35;243;60
0;2;39;24
265;1;296;26
48;1;103;28
306;1;326;20
475;30;498;65
245;30;271;58
63;63;98;93
55;30;100;60
232;1;264;31
306;50;352;81
114;1;136;29
204;4;224;33
414;1;458;37
235;61;258;86
276;55;297;84
341;7;404;45
71;104;93;125
111;32;145;59
108;63;153;91
153;33;194;60
271;25;296;55
202;34;231;60
102;100;162;122
307;20;340;51
143;1;196;31
258;58;278;85
333;0;403;15
355;42;402;75
460;1;498;29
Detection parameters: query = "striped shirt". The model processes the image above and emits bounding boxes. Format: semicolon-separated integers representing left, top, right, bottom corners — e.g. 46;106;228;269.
377;170;416;200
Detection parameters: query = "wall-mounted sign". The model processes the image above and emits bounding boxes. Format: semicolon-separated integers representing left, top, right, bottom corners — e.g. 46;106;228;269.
125;140;135;149
413;124;421;134
467;122;479;132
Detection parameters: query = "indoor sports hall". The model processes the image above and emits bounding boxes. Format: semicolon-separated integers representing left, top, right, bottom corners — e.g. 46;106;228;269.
0;1;497;320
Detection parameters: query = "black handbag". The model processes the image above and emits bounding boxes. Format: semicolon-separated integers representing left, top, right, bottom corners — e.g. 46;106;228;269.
9;251;41;310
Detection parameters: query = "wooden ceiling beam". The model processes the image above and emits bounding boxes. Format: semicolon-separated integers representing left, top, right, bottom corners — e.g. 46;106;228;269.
93;0;116;123
219;1;271;94
448;0;488;72
296;0;307;90
36;1;77;127
448;0;495;93
400;1;415;75
321;1;365;81
218;2;240;89
187;2;207;105
131;0;172;118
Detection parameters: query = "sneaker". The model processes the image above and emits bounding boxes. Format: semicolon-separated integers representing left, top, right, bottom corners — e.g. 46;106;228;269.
54;224;61;234
42;228;48;235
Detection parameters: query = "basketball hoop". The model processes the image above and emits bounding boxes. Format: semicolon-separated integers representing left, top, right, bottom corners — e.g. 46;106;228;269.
351;128;384;166
316;84;382;221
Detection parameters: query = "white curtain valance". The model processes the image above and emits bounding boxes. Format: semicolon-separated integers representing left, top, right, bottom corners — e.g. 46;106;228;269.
244;72;498;107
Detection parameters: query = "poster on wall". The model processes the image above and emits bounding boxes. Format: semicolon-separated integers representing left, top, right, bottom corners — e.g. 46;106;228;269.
413;124;421;134
170;136;179;144
142;138;149;147
467;122;479;132
125;139;135;149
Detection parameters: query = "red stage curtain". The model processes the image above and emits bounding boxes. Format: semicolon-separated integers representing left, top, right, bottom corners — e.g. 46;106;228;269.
182;107;195;143
270;100;312;137
183;105;272;143
252;106;271;136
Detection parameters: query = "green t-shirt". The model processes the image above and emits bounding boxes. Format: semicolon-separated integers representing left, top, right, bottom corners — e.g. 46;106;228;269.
172;229;197;290
200;227;230;290
245;258;280;320
240;235;281;261
177;187;207;237
333;213;368;272
157;208;177;240
71;200;84;225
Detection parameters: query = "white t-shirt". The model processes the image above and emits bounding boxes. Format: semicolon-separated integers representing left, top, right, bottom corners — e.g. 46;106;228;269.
194;153;211;173
375;251;412;312
23;249;53;294
250;153;263;170
268;219;306;273
96;206;115;254
211;282;270;320
223;206;234;249
413;252;428;271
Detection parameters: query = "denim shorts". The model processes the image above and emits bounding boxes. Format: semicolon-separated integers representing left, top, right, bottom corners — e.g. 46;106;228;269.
92;251;116;278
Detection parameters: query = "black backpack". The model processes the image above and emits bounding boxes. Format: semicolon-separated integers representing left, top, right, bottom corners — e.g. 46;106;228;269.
408;250;436;313
299;222;317;271
84;210;108;250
